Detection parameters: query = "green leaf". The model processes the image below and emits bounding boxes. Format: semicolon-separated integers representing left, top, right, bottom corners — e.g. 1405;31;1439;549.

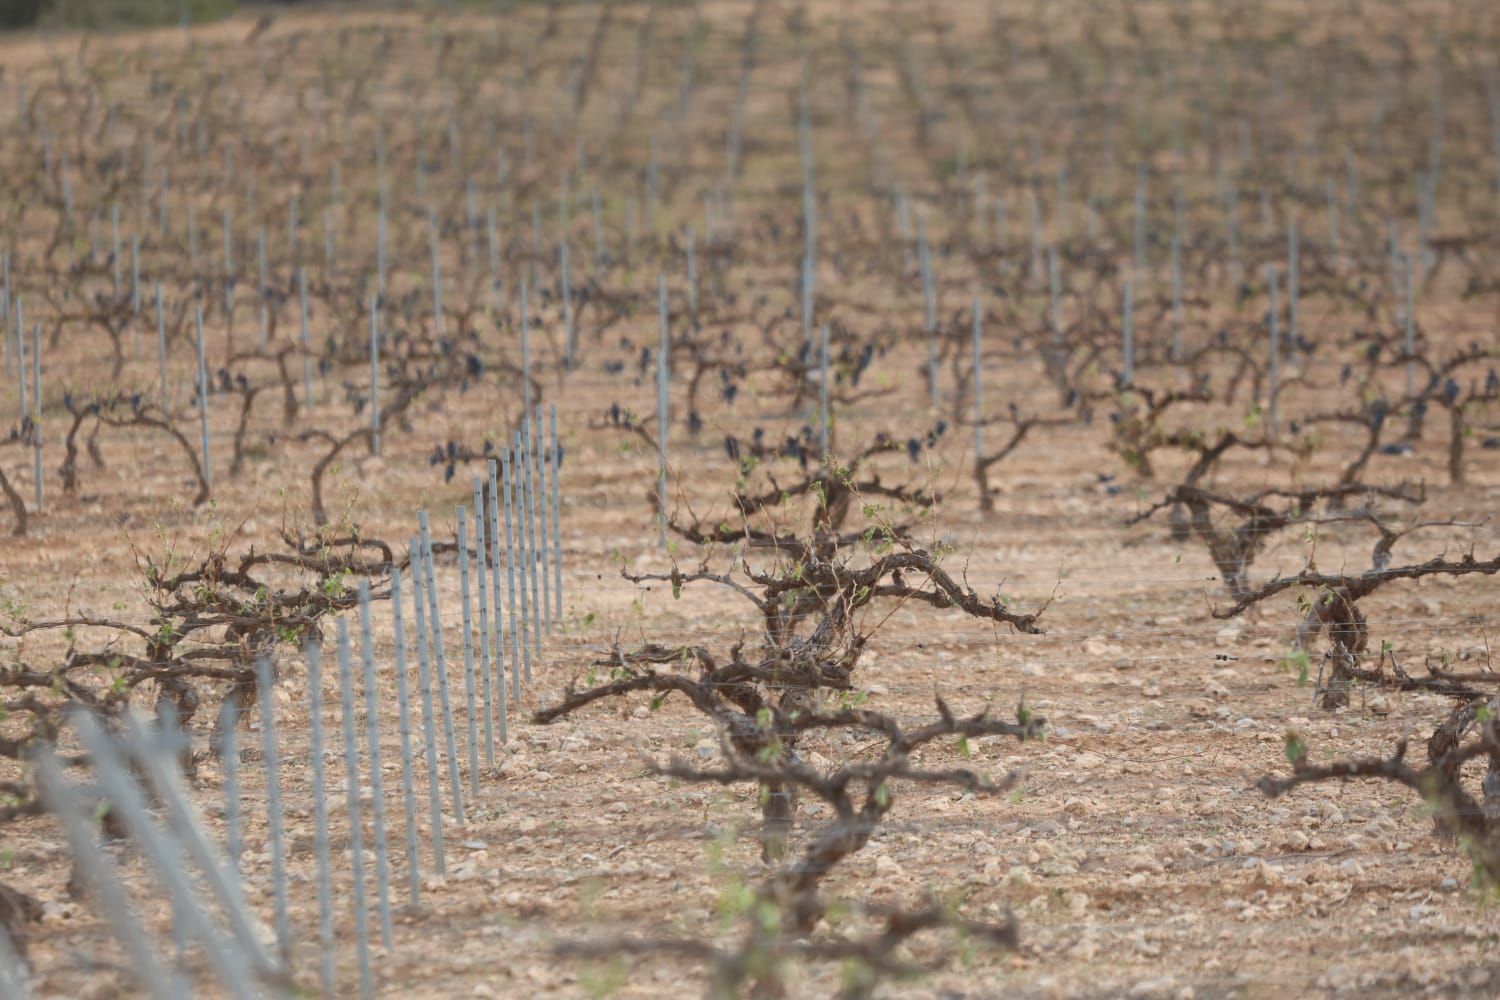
1280;649;1312;686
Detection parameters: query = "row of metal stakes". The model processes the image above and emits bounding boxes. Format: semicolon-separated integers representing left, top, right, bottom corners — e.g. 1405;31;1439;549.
3;405;566;998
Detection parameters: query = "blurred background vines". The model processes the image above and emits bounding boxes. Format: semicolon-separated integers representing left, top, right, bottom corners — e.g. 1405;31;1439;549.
1;0;234;30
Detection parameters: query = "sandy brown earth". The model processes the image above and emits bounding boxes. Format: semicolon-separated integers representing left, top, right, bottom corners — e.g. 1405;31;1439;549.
6;352;1498;999
2;1;1500;998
